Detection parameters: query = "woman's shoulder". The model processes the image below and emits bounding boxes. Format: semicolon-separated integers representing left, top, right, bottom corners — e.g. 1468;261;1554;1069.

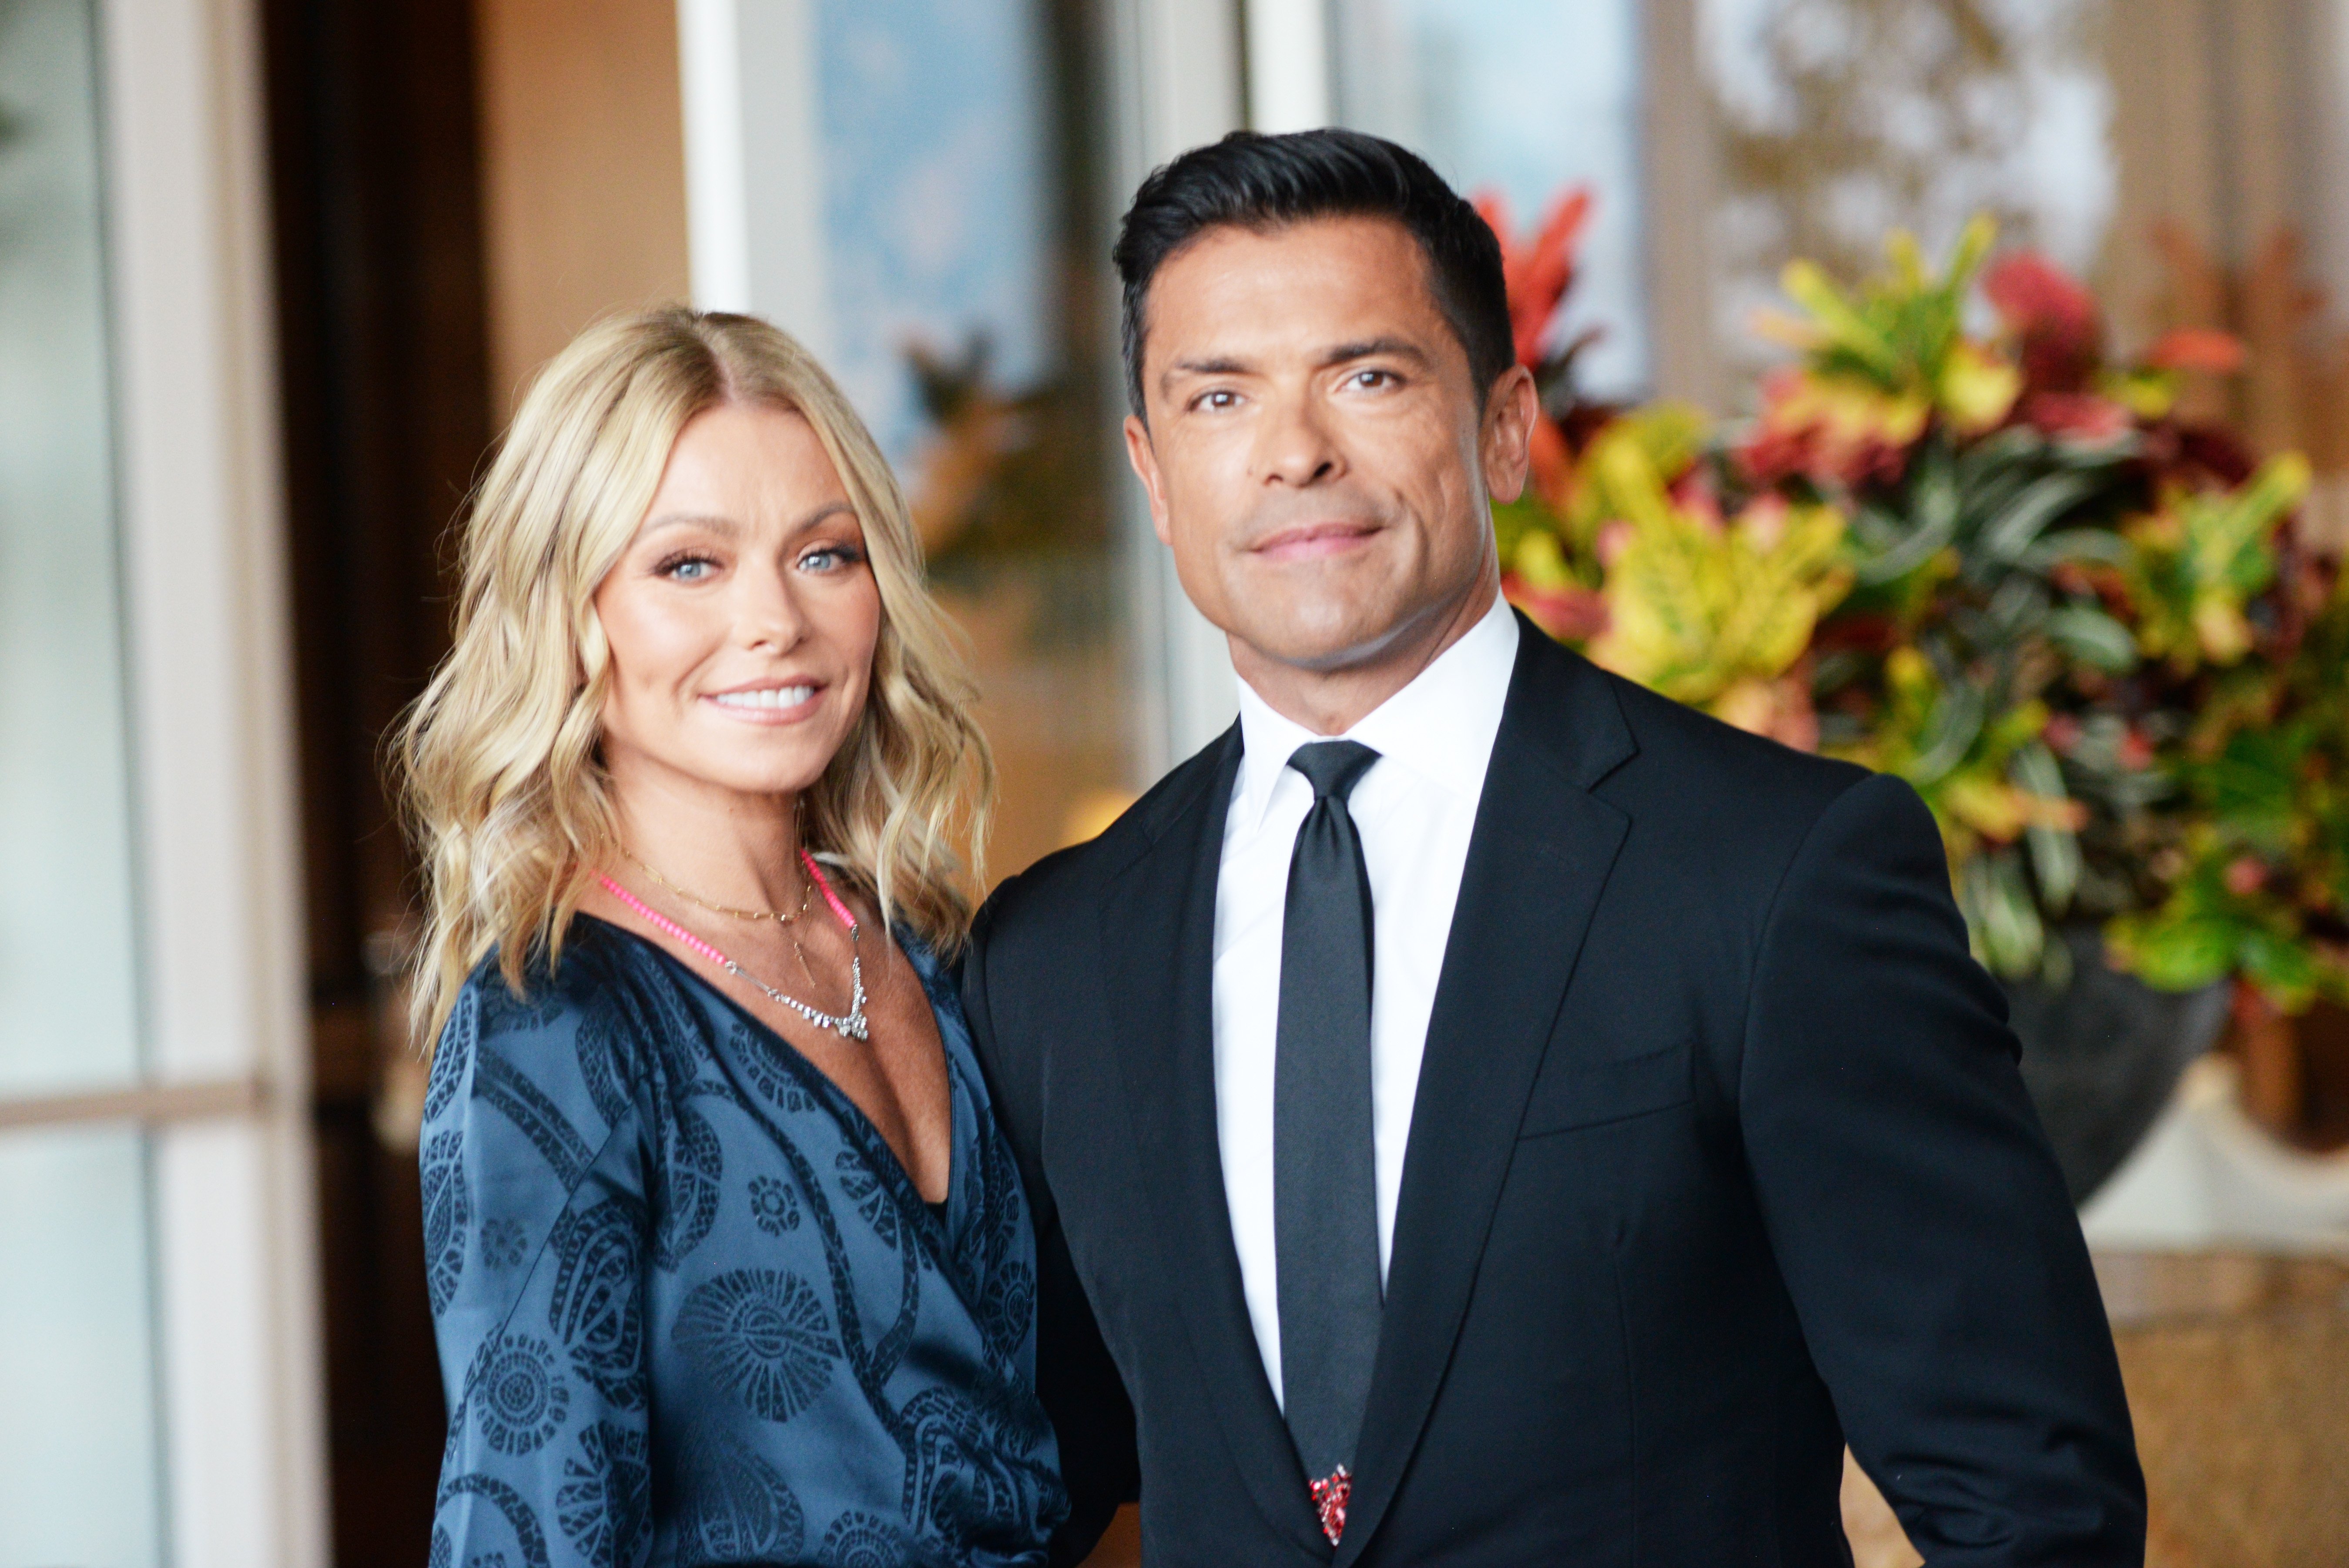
426;916;703;1152
442;916;648;1053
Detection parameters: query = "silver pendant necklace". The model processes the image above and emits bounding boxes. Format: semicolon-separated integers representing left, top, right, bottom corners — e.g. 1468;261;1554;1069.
599;848;870;1042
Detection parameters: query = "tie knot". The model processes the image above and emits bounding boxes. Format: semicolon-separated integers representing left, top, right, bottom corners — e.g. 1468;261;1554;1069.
1287;739;1381;804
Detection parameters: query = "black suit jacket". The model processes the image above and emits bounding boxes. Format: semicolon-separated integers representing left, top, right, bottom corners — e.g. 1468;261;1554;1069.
961;616;2144;1566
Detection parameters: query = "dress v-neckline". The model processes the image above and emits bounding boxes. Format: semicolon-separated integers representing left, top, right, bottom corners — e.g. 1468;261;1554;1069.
576;912;961;1217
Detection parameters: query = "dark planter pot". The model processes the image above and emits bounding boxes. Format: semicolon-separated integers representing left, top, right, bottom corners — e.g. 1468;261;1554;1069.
2002;926;2231;1206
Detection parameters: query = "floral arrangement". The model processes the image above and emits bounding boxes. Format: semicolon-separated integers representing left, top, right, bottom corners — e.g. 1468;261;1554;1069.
1488;192;2349;1008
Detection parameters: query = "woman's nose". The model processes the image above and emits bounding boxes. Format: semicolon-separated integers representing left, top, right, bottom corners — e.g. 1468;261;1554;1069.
734;561;807;650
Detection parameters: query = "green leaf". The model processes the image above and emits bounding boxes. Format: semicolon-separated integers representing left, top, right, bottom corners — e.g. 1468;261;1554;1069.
2113;911;2238;992
1909;681;1988;785
2048;435;2141;470
1857;458;1964;586
1945;213;1999;291
1979;471;2101;562
1954;424;2046;489
1985;575;2051;638
2044;605;2138;672
2238;928;2318;1012
1490;493;1558;570
2205;730;2306;848
1782;259;1902;381
1963;851;2046;978
1850;499;1908;552
2013;740;2081;912
2018;528;2131;570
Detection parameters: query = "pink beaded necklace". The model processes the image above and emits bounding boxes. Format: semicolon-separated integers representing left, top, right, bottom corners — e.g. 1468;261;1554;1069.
600;848;869;1041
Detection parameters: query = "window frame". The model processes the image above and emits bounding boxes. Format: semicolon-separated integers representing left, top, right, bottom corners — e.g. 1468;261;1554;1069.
0;0;332;1560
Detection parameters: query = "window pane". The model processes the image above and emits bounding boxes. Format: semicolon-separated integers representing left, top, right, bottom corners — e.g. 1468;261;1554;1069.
813;0;1130;875
0;0;142;1096
1700;0;2115;392
0;1125;162;1568
1334;0;1653;399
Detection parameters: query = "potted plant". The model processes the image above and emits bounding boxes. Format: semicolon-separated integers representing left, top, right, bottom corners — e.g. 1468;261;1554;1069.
1486;194;2347;1196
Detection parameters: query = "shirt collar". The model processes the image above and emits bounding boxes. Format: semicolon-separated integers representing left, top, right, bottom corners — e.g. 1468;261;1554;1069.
1230;591;1520;834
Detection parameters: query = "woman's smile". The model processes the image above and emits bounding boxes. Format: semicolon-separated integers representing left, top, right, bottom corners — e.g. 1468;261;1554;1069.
703;680;824;722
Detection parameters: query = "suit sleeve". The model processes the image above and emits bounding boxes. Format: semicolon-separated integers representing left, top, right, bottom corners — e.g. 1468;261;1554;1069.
1740;772;2146;1566
961;889;1141;1565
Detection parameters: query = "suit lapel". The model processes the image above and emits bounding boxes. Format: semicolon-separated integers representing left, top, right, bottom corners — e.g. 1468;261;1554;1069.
1334;623;1638;1566
1096;725;1326;1552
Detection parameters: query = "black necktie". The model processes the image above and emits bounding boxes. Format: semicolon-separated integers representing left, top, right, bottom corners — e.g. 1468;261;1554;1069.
1274;738;1383;1544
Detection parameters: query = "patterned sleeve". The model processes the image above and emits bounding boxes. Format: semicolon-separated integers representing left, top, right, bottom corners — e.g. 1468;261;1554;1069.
420;961;657;1568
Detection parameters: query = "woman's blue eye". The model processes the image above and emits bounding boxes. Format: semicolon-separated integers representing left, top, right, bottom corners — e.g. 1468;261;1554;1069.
664;556;716;581
800;545;861;572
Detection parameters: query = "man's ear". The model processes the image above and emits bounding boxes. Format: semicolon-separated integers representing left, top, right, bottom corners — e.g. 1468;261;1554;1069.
1479;365;1538;506
1123;413;1175;546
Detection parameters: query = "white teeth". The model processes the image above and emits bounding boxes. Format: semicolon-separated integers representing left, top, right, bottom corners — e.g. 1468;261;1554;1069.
711;685;815;710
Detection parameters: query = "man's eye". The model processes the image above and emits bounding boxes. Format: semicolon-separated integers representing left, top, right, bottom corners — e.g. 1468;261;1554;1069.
1349;369;1397;391
1196;389;1241;412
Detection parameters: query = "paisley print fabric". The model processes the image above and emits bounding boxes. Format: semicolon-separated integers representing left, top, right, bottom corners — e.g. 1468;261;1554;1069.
818;1511;931;1568
677;1436;807;1560
673;1268;840;1423
423;1130;472;1315
558;1423;650;1568
476;1335;571;1455
747;1175;801;1236
424;917;1063;1566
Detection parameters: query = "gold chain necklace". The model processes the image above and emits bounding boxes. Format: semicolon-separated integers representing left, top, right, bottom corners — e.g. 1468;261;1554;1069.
600;851;868;1041
623;848;813;924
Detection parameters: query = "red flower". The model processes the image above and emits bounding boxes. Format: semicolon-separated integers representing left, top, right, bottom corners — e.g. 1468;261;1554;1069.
1504;576;1610;643
1811;612;1900;657
1670;469;1726;533
1528;411;1575;513
2141;328;2245;375
2020;391;2131;444
1738;367;1921;490
1984;251;2101;393
1474;186;1593;368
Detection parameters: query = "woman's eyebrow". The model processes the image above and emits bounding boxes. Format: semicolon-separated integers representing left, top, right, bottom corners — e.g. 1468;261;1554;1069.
636;501;854;540
784;500;857;535
638;510;741;536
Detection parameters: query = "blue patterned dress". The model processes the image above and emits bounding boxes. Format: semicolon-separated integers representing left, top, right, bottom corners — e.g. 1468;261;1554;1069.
421;914;1065;1567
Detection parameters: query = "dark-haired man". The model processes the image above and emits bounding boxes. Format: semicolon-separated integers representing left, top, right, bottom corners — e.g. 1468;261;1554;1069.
962;128;2144;1566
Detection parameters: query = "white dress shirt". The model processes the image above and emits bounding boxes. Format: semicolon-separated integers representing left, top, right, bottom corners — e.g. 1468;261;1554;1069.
1212;591;1519;1405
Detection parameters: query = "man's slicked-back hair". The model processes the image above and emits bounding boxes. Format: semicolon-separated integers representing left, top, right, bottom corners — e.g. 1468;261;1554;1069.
1112;127;1513;420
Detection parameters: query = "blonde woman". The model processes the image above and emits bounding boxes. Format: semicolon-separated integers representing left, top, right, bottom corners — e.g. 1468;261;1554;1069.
400;308;1065;1566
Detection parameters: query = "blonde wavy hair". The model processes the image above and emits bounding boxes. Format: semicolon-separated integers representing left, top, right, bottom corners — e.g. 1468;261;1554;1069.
396;306;993;1047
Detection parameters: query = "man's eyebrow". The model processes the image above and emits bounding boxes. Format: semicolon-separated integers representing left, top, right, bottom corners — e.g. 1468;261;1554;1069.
1163;354;1254;385
1320;336;1431;368
1157;337;1431;390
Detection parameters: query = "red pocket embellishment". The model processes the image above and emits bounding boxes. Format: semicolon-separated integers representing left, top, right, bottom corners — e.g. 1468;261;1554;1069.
1310;1464;1353;1545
